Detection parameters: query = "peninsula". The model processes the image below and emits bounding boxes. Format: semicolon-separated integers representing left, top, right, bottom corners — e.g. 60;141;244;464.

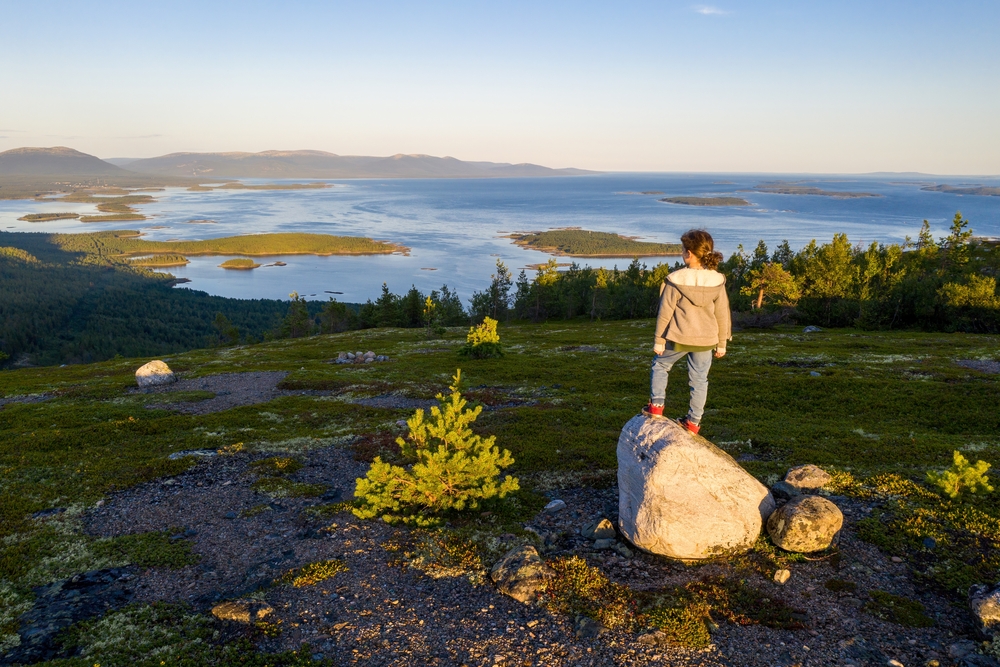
187;182;332;192
659;196;750;206
511;229;682;257
51;230;407;260
53;229;409;259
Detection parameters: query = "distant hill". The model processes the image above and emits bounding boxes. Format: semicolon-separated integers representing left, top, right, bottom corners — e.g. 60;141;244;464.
120;150;597;179
0;146;128;177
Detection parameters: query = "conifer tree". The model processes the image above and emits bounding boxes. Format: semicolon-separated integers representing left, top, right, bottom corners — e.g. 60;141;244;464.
353;370;519;525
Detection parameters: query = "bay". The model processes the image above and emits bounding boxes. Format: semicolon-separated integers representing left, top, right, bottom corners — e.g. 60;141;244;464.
1;173;998;303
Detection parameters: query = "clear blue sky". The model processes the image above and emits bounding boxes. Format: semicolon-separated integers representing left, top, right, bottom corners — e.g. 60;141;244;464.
1;1;998;173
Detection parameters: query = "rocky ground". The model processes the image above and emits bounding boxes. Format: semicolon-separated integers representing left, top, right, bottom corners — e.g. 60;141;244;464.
5;438;977;667
6;368;998;667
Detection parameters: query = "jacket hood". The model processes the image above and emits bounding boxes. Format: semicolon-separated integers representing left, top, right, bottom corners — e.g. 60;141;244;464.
666;268;727;307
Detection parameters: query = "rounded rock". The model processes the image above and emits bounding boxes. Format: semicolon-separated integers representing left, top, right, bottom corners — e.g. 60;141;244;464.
135;360;176;388
767;495;843;552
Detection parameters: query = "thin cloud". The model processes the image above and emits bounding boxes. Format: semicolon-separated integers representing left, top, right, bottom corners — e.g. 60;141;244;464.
694;5;729;15
117;134;165;140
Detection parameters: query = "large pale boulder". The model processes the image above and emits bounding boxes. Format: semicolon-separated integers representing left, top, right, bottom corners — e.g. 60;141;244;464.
490;545;554;604
135;360;176;388
767;495;843;552
617;415;775;560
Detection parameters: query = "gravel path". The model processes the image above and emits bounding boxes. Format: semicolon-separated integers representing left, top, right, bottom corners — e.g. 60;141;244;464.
132;371;294;414
957;359;1000;374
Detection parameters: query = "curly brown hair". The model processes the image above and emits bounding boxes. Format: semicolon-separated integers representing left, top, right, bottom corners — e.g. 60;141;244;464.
681;229;723;271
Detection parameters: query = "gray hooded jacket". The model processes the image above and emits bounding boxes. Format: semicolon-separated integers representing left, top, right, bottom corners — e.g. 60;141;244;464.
654;268;732;350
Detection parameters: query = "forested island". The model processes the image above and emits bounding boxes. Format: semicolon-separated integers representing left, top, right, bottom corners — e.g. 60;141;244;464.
659;196;750;206
752;183;881;198
126;254;191;268
511;229;682;256
17;213;80;222
922;184;1000;197
219;258;262;270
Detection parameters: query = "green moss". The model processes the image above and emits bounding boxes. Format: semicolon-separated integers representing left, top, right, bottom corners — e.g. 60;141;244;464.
52;602;331;666
643;601;712;649
824;578;858;593
279;559;347;587
250;477;326;498
546;556;638;630
249;456;304;476
240;504;273;518
865;590;934;627
92;531;200;569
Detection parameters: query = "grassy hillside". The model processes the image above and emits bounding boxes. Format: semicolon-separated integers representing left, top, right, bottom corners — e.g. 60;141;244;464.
1;322;998;663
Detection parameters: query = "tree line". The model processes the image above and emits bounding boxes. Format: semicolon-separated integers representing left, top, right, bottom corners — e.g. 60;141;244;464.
2;212;998;367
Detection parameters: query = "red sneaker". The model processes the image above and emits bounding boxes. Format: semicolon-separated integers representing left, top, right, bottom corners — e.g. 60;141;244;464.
677;417;700;435
644;403;664;417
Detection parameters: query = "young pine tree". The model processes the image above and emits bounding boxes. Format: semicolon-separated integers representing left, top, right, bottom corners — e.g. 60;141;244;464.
353;370;519;525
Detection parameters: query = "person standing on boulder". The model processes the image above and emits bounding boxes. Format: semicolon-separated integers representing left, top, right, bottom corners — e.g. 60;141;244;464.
645;229;731;434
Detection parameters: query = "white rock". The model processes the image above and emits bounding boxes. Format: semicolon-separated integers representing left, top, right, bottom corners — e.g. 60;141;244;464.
135;360;176;388
774;568;791;584
617;415;775;560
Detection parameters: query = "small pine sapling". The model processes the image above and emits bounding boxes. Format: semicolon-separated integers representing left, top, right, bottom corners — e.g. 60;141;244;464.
927;451;994;499
460;316;503;358
353;369;519;525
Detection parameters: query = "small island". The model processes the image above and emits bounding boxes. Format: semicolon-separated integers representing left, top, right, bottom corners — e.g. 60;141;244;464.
752;183;881;198
510;229;682;257
219;258;261;270
187;182;332;192
660;196;750;207
186;219;218;224
18;213;81;222
127;254;190;268
921;184;1000;197
60;193;155;222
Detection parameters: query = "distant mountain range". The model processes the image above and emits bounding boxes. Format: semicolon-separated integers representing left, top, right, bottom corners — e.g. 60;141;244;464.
0;146;130;177
109;150;596;179
0;147;595;181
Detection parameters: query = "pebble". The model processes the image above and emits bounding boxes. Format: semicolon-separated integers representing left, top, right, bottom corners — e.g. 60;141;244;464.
543;499;566;513
774;569;791;584
891;556;903;563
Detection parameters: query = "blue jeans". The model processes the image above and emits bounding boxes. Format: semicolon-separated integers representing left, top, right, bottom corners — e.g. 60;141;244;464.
649;349;713;424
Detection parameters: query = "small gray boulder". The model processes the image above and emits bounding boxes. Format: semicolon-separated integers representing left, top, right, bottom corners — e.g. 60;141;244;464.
490;545;554;604
582;518;616;540
970;583;1000;638
784;464;832;492
211;600;274;623
767;495;843;552
135;360;176;388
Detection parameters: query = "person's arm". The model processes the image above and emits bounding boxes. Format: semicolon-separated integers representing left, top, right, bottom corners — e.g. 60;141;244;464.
715;283;732;357
654;282;677;354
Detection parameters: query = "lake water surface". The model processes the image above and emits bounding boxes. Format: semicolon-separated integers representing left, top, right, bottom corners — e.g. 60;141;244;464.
2;173;998;303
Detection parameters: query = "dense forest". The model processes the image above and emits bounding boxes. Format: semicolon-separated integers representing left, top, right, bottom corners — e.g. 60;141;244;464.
0;232;302;366
1;213;998;367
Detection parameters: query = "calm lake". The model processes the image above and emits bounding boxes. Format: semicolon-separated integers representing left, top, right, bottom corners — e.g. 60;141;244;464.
2;173;999;303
